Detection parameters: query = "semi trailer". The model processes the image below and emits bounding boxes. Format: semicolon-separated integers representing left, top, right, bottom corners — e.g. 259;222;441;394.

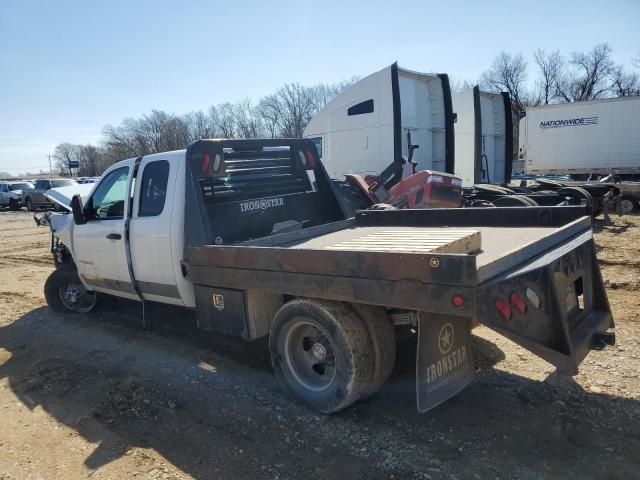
39;138;615;414
519;96;640;178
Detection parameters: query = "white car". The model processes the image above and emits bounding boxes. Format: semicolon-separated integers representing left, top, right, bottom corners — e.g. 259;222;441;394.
0;181;34;210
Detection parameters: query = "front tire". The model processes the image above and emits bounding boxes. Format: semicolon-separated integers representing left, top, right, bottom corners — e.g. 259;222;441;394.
45;266;97;314
270;299;375;413
26;197;35;212
9;199;19;210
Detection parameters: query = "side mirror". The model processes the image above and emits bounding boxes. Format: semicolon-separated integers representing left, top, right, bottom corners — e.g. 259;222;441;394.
70;194;87;225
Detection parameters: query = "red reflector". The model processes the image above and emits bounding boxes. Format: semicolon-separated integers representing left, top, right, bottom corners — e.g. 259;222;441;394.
510;292;528;314
305;150;315;168
452;294;465;307
495;297;512;321
201;154;211;173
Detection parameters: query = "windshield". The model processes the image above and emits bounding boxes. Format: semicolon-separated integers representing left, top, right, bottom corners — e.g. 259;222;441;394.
9;183;33;191
51;179;77;188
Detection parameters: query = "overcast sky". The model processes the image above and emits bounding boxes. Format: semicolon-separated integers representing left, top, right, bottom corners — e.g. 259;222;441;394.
1;0;638;174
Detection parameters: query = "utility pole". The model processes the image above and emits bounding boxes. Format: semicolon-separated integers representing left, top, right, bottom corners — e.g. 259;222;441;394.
47;155;53;178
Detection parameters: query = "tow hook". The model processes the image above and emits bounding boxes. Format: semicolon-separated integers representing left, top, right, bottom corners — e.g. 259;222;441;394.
591;331;616;351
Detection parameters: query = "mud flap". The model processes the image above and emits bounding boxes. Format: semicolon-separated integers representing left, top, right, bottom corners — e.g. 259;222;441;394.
416;313;475;413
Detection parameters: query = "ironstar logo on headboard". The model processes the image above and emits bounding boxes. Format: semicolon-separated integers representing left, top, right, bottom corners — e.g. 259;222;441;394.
540;117;599;129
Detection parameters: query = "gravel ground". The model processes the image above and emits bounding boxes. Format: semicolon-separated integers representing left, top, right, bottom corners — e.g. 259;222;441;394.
0;209;638;479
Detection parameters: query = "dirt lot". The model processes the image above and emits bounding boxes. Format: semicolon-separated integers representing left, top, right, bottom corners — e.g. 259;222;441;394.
0;209;638;480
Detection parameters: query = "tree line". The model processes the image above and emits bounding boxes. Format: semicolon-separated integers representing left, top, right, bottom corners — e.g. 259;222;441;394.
54;78;357;176
54;43;638;177
476;43;639;115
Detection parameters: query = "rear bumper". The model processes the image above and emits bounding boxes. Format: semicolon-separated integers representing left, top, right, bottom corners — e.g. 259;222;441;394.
475;230;614;375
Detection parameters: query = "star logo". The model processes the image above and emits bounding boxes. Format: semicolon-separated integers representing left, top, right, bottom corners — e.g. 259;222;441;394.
429;257;440;268
438;323;455;354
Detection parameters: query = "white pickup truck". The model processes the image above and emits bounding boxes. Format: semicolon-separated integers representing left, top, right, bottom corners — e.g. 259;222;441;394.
41;138;615;414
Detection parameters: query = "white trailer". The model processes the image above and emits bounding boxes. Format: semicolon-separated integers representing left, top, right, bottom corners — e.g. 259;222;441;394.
519;96;640;176
303;63;454;183
452;86;513;186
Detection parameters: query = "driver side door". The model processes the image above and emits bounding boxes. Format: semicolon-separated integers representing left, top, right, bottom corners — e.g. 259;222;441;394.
73;163;137;299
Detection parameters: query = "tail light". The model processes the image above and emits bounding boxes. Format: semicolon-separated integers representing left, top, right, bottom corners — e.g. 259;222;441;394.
201;154;211;173
525;287;541;309
510;292;528;314
495;297;512;321
452;294;465;308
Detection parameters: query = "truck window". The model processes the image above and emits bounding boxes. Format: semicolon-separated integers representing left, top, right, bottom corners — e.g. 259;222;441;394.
138;160;169;217
310;137;323;158
89;167;129;220
347;99;374;116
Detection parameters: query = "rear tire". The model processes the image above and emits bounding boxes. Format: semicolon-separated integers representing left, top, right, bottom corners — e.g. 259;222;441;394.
270;299;375;413
350;304;396;399
45;265;98;314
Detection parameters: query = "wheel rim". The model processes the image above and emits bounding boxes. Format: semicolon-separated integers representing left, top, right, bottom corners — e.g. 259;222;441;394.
58;281;96;313
620;199;634;214
283;319;337;392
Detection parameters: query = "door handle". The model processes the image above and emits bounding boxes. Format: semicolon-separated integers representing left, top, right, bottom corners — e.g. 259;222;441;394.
106;233;122;240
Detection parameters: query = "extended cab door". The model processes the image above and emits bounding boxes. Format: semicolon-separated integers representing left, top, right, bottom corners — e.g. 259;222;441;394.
128;156;182;305
72;163;137;299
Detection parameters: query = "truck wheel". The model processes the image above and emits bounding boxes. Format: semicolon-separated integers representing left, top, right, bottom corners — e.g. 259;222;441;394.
558;187;593;209
270;299;373;413
26;197;35;212
9;199;19;210
44;266;98;314
620;197;638;214
350;304;396;399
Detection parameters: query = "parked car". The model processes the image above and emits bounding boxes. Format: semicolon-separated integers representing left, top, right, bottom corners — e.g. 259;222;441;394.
23;178;77;211
0;181;34;210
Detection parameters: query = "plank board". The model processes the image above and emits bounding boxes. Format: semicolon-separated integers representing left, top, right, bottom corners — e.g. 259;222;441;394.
323;229;481;254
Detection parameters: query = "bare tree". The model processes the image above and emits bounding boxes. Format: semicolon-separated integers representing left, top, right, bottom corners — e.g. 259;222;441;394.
480;52;529;113
234;99;263;138
449;76;475;94
557;43;615;102
533;49;564;105
53;143;82;175
610;66;640;97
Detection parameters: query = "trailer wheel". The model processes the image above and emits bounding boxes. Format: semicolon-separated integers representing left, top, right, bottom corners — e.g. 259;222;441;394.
492;195;537;207
350;304;396;399
620;197;638;214
270;299;373;413
44;265;98;314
